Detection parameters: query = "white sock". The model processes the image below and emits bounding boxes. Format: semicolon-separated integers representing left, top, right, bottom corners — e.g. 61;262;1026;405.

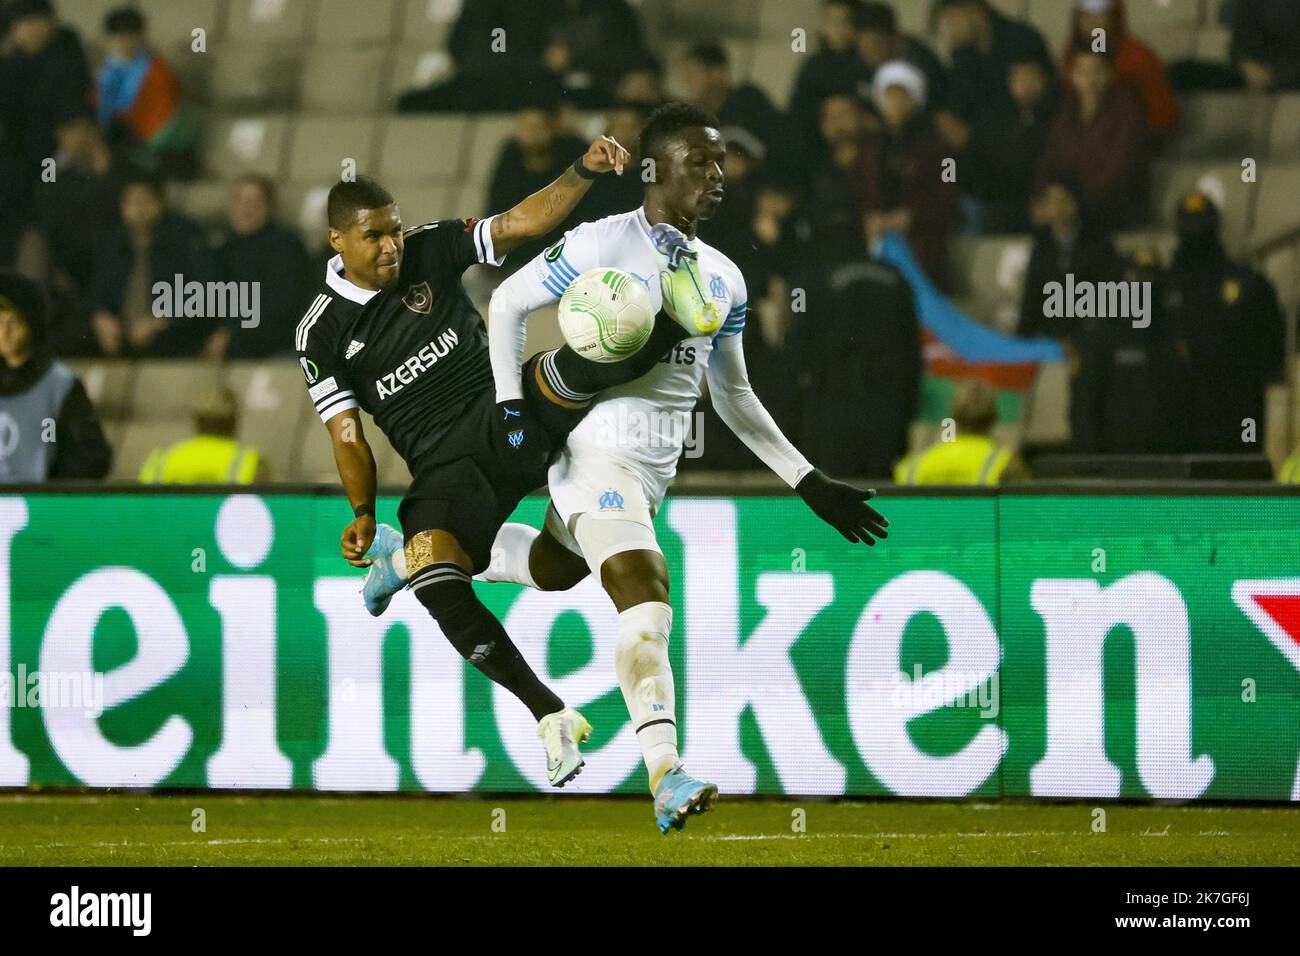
615;601;678;793
473;523;540;587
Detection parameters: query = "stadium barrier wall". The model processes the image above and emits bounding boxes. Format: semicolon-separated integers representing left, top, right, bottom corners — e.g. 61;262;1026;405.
1;485;1298;802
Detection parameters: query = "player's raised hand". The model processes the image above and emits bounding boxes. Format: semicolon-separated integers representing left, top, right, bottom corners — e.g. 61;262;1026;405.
582;135;630;176
795;469;890;545
341;514;376;568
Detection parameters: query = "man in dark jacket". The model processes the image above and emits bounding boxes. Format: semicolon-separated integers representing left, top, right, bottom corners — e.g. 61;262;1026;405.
0;273;111;481
89;173;221;358
0;0;93;266
788;0;868;169
209;174;310;359
1164;191;1286;453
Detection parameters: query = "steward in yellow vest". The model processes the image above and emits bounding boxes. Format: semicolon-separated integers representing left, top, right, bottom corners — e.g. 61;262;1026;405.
894;379;1027;485
139;385;265;484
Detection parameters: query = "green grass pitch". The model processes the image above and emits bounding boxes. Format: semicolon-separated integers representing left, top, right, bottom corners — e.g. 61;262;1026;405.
1;793;1297;866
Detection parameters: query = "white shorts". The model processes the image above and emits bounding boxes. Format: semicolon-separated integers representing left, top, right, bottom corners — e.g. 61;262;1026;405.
545;446;664;573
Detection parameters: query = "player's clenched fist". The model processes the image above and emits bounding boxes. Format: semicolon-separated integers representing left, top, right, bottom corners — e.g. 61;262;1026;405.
581;135;630;176
341;514;376;568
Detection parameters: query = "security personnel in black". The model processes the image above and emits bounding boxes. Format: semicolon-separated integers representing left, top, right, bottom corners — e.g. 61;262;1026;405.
295;138;686;731
1163;192;1285;454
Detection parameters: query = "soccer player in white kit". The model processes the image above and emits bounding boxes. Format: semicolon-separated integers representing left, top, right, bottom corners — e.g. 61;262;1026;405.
483;103;890;833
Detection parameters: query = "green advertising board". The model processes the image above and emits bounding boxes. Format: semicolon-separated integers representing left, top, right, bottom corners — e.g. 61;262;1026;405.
1;490;1297;801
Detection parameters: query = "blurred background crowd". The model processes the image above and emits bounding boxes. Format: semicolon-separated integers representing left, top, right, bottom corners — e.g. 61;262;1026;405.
0;0;1297;487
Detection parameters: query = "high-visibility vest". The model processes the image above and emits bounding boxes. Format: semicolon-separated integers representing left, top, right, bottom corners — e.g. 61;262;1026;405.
139;435;260;484
1280;451;1300;484
894;435;1012;485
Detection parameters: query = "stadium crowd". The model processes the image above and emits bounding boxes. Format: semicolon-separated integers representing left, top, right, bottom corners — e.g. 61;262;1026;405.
0;0;1296;485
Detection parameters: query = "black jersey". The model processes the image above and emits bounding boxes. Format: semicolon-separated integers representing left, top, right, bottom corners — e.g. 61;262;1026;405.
295;217;504;468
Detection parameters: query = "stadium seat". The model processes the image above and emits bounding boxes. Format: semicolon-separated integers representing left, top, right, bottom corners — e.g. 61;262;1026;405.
1194;25;1232;62
384;183;457;224
298;48;391;113
756;0;821;43
1022;361;1071;446
746;41;805;111
211;46;303;111
130;361;226;423
112;420;195;480
292;408;402;486
387;46;455;106
1125;0;1203;33
288;116;382;184
161;40;215;105
377;116;470;185
1269;95;1300;159
1151;159;1258;254
136;0;223;46
1172;92;1273;159
277;181;332;252
313;0;397;44
462;115;517;192
1254;163;1300;247
60;360;136;420
1144;24;1200;64
170;179;231;230
223;361;315;481
225;0;316;44
950;236;1033;331
1259;245;1297;324
201;114;293;179
399;0;459;46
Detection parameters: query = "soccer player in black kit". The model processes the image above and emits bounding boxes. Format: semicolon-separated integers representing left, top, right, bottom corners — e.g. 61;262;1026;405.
296;135;686;786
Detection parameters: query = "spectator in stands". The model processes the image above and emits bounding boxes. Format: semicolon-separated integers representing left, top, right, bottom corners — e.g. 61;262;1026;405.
787;231;922;479
580;100;652;221
398;0;644;112
1059;0;1179;143
961;50;1056;233
1280;447;1300;484
932;0;1052;154
1164;191;1285;454
1228;0;1300;90
139;384;265;484
894;379;1026;484
205;175;310;361
613;54;664;105
699;135;765;286
1017;180;1126;451
788;0;869;167
853;1;948;114
0;273;111;481
35;116;124;299
89;172;220;358
96;6;196;178
0;0;93;267
861;62;959;289
486;97;589;272
806;93;873;231
1036;41;1149;235
677;42;789;180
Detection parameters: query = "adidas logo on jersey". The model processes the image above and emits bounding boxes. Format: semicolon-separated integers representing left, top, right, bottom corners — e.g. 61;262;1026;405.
345;340;365;359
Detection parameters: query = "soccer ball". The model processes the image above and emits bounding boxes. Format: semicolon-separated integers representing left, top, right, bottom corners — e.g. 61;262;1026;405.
558;267;654;363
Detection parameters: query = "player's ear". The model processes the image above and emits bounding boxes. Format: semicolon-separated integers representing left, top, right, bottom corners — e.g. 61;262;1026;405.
327;228;344;254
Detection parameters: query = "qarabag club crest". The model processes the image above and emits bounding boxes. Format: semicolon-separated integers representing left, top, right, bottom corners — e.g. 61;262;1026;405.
402;281;435;315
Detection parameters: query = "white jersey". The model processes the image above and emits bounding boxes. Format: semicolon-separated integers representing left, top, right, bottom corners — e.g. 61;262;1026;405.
489;206;811;516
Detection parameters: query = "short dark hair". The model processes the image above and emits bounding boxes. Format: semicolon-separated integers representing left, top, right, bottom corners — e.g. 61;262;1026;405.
327;176;394;230
854;2;896;34
122;170;166;200
684;41;728;69
104;5;145;34
640;102;720;164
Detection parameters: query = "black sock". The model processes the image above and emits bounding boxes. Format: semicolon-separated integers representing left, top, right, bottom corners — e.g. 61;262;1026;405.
549;310;689;394
409;562;563;721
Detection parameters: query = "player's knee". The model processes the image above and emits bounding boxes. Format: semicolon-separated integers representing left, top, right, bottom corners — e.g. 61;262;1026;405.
600;551;669;609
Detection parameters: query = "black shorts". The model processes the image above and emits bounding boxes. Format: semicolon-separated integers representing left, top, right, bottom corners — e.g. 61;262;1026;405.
396;353;588;573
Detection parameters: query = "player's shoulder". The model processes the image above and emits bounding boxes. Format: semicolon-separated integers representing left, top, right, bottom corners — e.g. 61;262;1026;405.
694;240;747;302
568;208;644;246
294;279;350;354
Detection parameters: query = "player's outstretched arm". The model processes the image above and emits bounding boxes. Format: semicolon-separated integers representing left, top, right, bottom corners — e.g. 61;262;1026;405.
488;135;629;256
706;334;889;545
325;409;380;567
